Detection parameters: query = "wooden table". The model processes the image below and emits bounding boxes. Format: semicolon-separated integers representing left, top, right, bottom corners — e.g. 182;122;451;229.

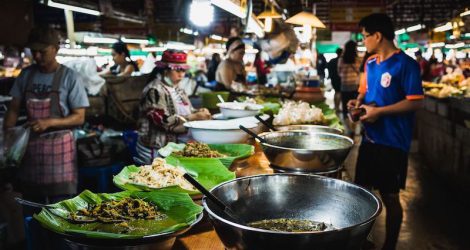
173;142;273;249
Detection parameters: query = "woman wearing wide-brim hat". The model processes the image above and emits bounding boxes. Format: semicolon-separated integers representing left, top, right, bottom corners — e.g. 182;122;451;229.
136;49;212;163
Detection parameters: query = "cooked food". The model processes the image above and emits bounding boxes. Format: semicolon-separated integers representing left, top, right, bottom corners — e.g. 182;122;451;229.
248;218;330;232
174;142;226;158
129;158;196;191
69;197;165;224
273;101;325;126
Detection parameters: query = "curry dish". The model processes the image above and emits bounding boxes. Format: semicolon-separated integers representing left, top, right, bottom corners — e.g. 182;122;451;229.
248;218;329;232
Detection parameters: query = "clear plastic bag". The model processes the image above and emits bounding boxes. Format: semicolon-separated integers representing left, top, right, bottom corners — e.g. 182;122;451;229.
3;126;31;167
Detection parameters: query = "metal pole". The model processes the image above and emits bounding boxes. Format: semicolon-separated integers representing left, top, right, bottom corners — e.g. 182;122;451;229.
64;9;76;48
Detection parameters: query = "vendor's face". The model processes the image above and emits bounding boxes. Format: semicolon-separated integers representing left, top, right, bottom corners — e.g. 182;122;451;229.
32;45;58;67
112;49;126;64
168;69;186;84
230;48;245;62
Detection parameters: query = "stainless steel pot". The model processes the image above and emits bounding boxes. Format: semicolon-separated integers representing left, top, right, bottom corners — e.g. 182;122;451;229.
258;131;353;173
275;125;343;135
203;174;382;250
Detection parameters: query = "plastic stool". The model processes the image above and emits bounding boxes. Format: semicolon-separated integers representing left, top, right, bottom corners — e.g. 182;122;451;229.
78;162;125;193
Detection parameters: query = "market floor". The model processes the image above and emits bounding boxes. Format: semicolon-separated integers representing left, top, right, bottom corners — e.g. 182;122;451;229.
344;138;470;250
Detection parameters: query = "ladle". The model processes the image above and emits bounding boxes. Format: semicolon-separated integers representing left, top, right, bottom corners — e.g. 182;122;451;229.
238;125;267;144
183;173;244;224
254;115;276;132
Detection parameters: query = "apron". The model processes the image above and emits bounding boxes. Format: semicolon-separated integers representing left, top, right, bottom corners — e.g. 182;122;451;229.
20;65;77;196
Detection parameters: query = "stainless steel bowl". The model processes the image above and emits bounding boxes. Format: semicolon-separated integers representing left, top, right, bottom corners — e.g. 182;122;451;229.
203;174;382;250
258;131;354;173
275;124;343;135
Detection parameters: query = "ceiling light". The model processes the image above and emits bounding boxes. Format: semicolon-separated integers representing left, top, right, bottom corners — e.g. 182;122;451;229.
210;34;223;40
460;9;470;17
190;0;214;27
83;36;117;44
406;24;425;32
47;0;100;16
430;42;445;48
434;22;452;32
445;42;465;49
395;29;406;35
285;11;326;28
122;37;149;45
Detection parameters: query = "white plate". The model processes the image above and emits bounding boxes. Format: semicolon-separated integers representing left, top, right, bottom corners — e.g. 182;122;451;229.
184;120;257;130
184;120;259;144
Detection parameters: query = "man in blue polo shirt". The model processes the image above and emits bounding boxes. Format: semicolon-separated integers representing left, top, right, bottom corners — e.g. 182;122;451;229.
348;14;423;250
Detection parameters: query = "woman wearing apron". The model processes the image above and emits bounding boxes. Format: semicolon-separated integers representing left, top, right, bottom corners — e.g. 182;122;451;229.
3;27;89;205
136;50;211;164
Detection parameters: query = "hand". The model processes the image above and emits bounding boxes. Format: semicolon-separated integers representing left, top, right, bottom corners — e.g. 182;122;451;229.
29;119;53;133
188;109;212;121
347;99;362;110
359;105;381;123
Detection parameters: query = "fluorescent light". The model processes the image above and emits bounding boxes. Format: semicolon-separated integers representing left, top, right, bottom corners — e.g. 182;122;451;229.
47;0;100;16
189;0;214;27
465;33;470;38
460;10;470;16
406;47;420;53
445;42;465;49
210;34;223;40
449;35;456;39
395;29;406;35
210;0;245;18
165;42;196;51
434;22;452;32
122;37;149;45
406;24;425;32
430;42;445;48
142;47;166;52
83;36;118;44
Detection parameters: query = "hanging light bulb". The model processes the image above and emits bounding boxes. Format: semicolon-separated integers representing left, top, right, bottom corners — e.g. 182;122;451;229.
264;17;273;32
189;0;214;27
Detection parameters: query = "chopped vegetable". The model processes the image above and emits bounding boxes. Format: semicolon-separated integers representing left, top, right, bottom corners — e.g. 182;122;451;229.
173;142;226;158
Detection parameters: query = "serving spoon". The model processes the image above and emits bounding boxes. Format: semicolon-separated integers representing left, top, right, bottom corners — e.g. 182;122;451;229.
254;115;277;132
238;125;267;144
183;173;245;225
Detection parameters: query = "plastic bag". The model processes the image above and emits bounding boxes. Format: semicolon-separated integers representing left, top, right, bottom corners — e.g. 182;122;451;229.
3;126;30;167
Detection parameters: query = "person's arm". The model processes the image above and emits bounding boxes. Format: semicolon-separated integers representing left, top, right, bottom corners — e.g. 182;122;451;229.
3;98;21;131
117;64;135;77
30;108;86;133
217;62;235;90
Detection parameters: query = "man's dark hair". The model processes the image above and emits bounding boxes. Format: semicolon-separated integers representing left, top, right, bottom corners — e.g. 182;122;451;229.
358;13;395;41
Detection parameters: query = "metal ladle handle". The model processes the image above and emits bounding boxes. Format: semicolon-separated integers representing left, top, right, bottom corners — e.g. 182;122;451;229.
239;125;266;144
254;115;276;132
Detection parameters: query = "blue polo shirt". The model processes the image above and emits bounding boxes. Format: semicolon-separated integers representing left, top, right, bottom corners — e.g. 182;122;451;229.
359;51;423;152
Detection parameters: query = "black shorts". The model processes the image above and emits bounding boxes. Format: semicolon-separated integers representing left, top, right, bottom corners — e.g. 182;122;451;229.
355;141;408;194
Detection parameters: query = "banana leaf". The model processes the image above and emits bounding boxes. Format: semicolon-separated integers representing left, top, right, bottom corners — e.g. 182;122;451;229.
113;156;235;195
159;142;254;168
33;189;203;239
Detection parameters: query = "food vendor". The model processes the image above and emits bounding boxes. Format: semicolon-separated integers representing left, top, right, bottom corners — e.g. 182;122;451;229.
215;37;247;92
100;41;139;76
136;50;211;163
3;26;89;204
